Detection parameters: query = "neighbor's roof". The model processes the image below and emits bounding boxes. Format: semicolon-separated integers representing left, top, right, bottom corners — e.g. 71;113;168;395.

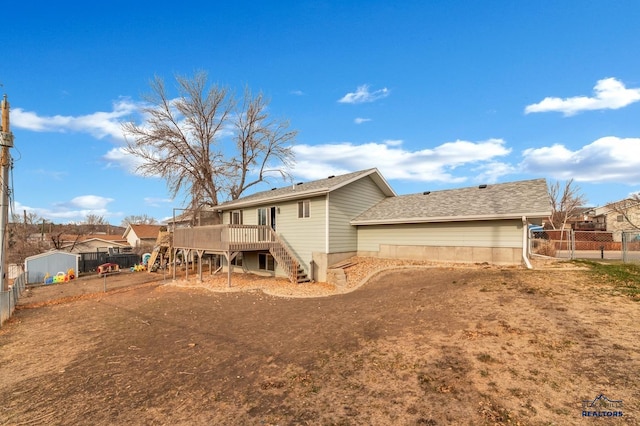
352;178;551;225
123;224;163;239
593;198;640;216
218;168;396;210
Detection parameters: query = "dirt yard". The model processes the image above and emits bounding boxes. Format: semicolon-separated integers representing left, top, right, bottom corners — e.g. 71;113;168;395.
0;259;638;425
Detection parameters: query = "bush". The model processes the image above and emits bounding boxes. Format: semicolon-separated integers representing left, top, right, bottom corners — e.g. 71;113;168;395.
534;240;557;257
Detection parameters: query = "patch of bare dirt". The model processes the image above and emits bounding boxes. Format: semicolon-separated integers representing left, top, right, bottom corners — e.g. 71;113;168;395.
0;259;637;425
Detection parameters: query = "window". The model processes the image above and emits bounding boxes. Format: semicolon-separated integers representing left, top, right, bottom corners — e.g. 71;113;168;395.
231;253;243;266
617;215;624;222
298;200;310;218
230;210;243;224
258;253;275;271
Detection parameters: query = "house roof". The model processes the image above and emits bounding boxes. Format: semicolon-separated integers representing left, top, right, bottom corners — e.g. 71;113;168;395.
123;224;163;240
352;178;551;225
593;198;640;216
78;234;127;243
217;168;396;210
25;250;81;262
60;236;129;250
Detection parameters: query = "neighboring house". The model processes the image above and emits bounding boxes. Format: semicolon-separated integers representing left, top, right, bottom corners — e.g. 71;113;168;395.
565;207;604;231
173;168;551;284
60;234;130;253
123;224;163;249
592;199;640;242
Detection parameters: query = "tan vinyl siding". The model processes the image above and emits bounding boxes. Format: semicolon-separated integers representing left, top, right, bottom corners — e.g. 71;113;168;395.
276;196;327;269
357;220;524;251
328;176;388;253
223;196;326;275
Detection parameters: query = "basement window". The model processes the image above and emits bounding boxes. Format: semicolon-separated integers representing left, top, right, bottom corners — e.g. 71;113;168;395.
258;253;275;271
231;253;243;266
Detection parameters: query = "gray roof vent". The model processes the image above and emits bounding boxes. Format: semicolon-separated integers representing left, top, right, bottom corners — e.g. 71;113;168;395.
296;182;303;186
478;184;487;189
423;191;431;195
328;175;335;179
271;188;277;191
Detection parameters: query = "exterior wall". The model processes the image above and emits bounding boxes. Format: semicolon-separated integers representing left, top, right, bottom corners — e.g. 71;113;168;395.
311;251;358;282
357;220;524;265
605;207;640;242
223;196;327;278
25;252;80;284
328;176;388;253
125;232;139;247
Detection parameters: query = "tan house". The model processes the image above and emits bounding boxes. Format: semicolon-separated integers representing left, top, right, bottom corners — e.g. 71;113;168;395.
173;169;551;284
60;234;130;253
592;198;640;242
123;224;163;249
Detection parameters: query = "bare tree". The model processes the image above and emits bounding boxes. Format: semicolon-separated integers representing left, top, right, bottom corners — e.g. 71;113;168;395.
226;86;295;199
547;179;587;230
122;214;158;227
8;211;46;265
122;72;296;215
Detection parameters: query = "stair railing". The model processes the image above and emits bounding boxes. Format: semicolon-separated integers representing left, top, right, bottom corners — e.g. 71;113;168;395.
267;228;301;283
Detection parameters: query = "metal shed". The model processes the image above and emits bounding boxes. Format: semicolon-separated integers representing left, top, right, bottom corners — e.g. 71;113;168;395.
25;251;80;284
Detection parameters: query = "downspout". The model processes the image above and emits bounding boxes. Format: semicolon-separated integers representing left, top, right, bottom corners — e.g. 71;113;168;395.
522;216;532;269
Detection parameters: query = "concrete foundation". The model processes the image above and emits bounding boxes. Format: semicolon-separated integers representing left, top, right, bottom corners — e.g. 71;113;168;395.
373;244;522;265
311;251;357;282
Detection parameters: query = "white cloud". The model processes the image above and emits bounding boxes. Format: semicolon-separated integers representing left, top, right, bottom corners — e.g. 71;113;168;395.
524;78;640;116
338;85;389;104
290;90;305;96
354;117;372;124
521;136;640;183
15;195;117;223
12;98;137;140
68;195;114;210
103;147;146;174
144;196;173;207
291;138;511;182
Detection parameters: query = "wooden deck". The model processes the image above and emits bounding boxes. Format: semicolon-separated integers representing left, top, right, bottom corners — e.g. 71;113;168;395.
173;224;279;252
172;224;308;284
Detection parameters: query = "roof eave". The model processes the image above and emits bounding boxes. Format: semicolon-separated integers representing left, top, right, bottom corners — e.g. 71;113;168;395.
351;211;552;226
218;168;396;210
218;188;330;210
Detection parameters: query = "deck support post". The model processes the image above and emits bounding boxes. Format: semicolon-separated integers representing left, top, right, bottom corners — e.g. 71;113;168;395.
196;250;204;282
226;250;231;288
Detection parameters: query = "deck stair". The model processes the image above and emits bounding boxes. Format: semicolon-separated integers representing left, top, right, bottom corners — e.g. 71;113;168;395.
267;229;310;284
147;231;171;272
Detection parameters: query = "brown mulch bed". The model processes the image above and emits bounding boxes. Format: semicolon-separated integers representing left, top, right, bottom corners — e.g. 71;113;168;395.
169;255;579;298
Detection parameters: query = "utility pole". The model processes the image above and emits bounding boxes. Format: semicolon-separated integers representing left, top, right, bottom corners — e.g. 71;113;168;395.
0;95;14;292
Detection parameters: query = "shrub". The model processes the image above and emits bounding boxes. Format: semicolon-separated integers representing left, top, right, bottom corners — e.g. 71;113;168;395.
534;240;557;257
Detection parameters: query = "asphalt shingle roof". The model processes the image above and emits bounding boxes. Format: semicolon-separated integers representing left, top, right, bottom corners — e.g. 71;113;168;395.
352;178;551;224
126;224;163;239
218;168;393;209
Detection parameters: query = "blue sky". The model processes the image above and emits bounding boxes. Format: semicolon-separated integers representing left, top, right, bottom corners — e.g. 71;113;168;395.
4;1;640;224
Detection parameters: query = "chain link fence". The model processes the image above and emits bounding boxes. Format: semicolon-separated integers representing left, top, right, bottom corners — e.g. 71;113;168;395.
0;271;27;327
622;231;640;263
530;229;639;262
